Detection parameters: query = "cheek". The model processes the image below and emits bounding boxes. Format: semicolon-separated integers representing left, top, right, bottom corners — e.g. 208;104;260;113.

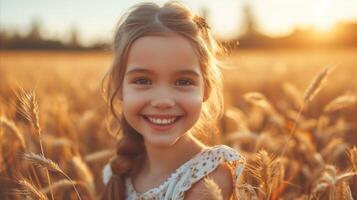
121;88;146;118
177;92;203;117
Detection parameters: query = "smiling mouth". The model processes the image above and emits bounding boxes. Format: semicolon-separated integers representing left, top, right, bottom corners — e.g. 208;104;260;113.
142;115;182;126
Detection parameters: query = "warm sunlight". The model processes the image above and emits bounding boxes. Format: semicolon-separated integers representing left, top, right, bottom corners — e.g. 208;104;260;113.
313;18;335;33
1;1;357;199
313;0;336;33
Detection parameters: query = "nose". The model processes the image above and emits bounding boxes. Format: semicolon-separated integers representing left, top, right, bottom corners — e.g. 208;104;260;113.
151;97;175;109
150;89;175;109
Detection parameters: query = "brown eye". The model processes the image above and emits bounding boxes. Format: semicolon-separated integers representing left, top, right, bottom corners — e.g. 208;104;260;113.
133;78;152;85
176;79;193;86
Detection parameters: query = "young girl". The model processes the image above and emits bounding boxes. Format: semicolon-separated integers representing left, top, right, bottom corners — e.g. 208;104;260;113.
101;1;245;199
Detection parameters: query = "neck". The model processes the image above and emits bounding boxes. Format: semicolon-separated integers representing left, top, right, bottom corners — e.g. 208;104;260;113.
142;133;207;176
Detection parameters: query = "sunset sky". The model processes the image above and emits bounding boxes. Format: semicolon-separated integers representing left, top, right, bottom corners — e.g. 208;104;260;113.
1;0;357;46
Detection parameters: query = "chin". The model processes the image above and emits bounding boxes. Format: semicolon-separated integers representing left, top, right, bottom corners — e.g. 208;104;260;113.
144;135;182;148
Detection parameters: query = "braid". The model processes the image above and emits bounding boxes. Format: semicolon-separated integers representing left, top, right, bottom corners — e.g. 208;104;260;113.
101;118;145;200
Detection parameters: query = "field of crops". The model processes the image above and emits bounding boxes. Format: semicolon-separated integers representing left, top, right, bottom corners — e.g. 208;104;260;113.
0;49;356;199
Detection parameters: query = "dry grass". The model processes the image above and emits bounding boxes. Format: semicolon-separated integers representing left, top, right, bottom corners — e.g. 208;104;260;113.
1;50;356;199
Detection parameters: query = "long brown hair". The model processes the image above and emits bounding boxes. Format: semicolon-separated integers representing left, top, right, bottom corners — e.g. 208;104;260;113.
100;1;224;199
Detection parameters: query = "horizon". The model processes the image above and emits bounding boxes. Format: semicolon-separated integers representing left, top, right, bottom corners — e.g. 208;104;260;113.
1;0;357;46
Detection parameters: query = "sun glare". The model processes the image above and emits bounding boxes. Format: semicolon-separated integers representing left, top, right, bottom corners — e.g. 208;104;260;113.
313;18;335;33
313;0;335;33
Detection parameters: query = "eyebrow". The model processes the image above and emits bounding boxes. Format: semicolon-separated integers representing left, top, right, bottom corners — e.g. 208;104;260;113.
125;67;200;77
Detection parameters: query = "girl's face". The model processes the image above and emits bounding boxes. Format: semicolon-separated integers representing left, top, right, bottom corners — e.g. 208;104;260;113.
121;34;205;147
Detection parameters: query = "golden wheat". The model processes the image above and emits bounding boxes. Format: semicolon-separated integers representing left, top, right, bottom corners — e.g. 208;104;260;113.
1;51;356;199
15;179;48;200
349;147;357;172
41;179;78;194
13;88;41;136
23;152;65;173
22;152;83;200
203;177;223;200
0;115;26;150
303;66;333;103
323;94;356;113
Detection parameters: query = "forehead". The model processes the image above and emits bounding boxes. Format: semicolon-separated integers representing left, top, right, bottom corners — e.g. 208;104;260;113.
126;34;200;73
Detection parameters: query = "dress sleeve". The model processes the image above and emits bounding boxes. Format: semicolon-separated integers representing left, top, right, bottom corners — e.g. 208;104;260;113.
172;145;245;200
102;163;112;185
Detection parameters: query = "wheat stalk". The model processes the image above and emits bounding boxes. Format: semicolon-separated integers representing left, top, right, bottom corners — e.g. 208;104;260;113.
16;92;53;195
13;87;55;200
245;150;274;199
71;156;95;196
347;147;357;176
15;178;48;200
312;182;329;198
23;152;65;174
315;166;336;200
0;115;26;150
14;88;41;136
243;92;284;127
279;66;333;158
41;179;78;194
282;82;303;109
270;158;285;199
203;177;223;200
23;152;82;200
303;66;333;103
84;148;115;163
335;172;356;184
311;164;355;200
236;183;259;200
335;181;353;200
323;94;356;113
243;92;273;113
320;138;346;163
223;106;250;133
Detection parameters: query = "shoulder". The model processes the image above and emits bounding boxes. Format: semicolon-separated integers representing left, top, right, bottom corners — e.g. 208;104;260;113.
175;145;245;199
184;162;234;200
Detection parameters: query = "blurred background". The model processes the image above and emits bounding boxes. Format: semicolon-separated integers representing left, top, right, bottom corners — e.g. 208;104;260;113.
1;0;357;49
1;0;357;199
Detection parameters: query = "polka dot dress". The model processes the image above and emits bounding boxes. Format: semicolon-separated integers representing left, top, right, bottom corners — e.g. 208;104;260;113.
102;144;245;200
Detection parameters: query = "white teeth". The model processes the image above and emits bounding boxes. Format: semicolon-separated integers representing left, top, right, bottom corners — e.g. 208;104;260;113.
147;116;177;125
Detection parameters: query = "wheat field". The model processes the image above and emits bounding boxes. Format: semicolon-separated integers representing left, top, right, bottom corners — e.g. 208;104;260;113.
0;49;356;199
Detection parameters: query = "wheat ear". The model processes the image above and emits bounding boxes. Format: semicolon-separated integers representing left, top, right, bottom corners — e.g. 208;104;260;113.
348;147;357;176
279;66;333;157
15;178;48;200
23;152;82;200
323;94;356;113
203;177;223;200
0;115;26;150
41;179;79;195
13;86;55;200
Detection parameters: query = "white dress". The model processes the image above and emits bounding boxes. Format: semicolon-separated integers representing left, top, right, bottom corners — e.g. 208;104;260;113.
102;144;245;200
